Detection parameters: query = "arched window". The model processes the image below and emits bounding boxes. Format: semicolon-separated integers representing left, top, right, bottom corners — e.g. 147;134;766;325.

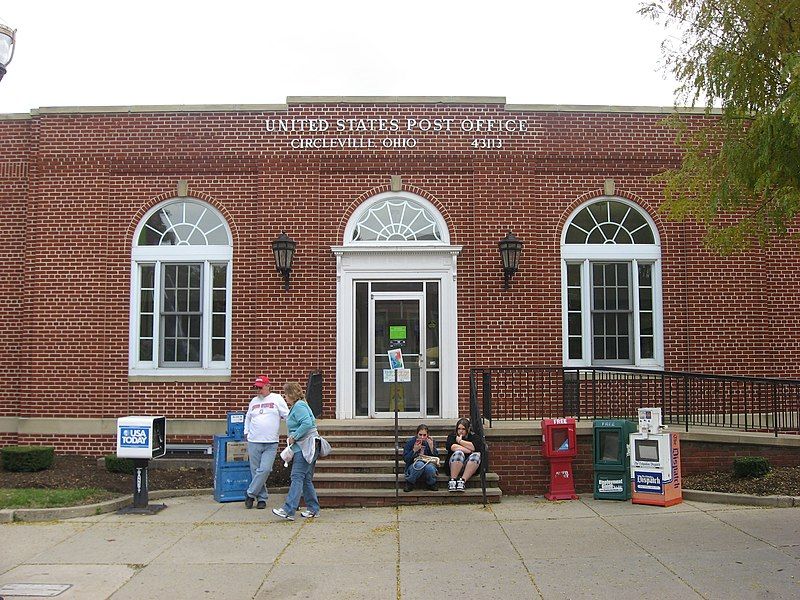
345;192;449;245
561;198;662;367
130;199;233;377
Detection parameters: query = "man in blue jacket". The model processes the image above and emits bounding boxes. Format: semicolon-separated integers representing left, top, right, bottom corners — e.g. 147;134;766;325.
403;424;439;492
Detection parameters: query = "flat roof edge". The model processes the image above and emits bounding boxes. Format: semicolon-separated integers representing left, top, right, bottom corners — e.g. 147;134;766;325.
31;103;289;115
1;99;721;117
286;96;507;104
506;103;720;114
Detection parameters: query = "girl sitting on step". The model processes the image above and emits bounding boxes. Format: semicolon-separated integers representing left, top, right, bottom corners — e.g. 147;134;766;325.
446;418;483;492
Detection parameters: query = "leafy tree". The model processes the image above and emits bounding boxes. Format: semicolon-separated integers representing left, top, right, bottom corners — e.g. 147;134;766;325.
641;1;800;253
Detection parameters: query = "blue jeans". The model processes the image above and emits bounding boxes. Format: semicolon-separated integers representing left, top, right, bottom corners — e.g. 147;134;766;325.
246;442;278;502
282;444;320;516
405;461;438;486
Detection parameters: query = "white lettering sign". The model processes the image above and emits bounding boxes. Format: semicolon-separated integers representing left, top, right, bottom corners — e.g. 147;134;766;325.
265;116;530;151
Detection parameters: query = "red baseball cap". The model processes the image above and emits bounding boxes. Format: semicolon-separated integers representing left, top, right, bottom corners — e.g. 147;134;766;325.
253;375;271;387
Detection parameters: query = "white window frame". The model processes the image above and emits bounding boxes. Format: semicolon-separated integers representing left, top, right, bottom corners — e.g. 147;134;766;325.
129;199;233;379
561;197;663;368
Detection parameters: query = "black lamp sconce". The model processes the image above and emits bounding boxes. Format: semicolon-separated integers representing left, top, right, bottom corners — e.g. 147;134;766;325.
272;231;296;290
498;231;523;289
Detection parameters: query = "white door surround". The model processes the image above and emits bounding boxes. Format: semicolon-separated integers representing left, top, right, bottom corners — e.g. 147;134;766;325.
332;191;460;419
332;246;461;419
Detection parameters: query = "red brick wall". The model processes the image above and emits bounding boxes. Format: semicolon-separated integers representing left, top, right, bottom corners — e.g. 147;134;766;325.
11;431;798;498
489;434;800;495
1;102;799;426
0;118;30;421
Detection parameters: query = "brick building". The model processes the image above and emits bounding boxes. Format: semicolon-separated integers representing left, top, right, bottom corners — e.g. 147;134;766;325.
1;96;799;455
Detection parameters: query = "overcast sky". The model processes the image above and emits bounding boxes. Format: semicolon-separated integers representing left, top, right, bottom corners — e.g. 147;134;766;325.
0;1;682;114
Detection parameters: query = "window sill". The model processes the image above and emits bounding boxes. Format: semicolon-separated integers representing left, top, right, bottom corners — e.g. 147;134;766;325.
128;371;231;383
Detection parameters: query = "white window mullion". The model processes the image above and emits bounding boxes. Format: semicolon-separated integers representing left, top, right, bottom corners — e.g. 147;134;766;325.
368;284;375;416
129;261;140;368
632;259;641;365
581;258;592;365
561;260;569;365
654;260;664;366
153;261;162;368
202;261;212;369
225;260;233;367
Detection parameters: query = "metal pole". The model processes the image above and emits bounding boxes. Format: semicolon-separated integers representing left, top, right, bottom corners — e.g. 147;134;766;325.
394;370;399;508
132;458;149;509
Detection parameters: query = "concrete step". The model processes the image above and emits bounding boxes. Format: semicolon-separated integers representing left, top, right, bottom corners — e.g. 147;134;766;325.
317;421;461;435
313;472;499;489
318;436;455;446
315;486;502;507
325;447;449;460
314;459;400;473
319;435;453;446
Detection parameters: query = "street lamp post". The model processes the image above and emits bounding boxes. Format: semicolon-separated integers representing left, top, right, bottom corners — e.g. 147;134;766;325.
0;23;16;83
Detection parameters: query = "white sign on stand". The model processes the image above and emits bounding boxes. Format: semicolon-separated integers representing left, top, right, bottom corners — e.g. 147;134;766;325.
396;368;411;382
383;369;395;383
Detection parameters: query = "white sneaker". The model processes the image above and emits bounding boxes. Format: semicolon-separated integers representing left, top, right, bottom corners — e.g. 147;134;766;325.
456;478;466;492
300;510;318;518
272;507;295;521
448;479;457;492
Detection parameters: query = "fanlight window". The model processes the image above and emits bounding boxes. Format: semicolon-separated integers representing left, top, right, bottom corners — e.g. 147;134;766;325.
565;200;654;245
138;200;230;246
352;199;442;242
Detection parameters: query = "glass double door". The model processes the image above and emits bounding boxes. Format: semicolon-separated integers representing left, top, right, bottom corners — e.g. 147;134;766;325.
354;281;440;418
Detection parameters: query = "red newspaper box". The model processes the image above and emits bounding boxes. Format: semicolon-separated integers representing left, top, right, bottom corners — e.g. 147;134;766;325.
541;418;578;500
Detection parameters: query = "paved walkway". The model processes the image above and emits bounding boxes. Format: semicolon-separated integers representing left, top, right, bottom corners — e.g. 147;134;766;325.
1;494;798;599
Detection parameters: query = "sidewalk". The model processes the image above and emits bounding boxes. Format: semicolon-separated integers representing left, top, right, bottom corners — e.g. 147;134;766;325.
1;494;798;599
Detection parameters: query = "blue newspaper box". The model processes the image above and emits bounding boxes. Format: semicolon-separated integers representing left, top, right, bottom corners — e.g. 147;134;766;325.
213;412;251;502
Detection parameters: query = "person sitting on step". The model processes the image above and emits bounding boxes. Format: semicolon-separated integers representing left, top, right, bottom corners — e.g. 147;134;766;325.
446;418;483;492
402;424;439;492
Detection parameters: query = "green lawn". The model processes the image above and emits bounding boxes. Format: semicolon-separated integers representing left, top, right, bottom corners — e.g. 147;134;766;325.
0;488;117;509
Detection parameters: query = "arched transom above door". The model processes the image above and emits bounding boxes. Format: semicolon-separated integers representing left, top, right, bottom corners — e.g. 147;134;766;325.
344;192;450;245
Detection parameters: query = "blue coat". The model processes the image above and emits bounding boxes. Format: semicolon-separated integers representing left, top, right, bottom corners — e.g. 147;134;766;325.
403;435;438;466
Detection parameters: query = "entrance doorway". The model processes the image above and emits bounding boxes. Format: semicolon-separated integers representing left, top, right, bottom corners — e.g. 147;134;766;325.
333;190;461;419
354;281;440;418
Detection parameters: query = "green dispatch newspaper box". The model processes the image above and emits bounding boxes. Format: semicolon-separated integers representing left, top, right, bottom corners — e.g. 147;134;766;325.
593;419;637;500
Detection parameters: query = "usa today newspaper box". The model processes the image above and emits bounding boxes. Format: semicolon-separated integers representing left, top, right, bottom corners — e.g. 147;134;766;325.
116;416;166;513
592;419;637;500
213;412;251;502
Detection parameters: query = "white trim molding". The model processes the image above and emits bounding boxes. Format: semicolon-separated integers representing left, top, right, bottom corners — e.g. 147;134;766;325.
335;189;460;419
331;245;462;419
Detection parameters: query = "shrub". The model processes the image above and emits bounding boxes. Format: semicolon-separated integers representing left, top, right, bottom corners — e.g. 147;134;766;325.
1;445;55;472
104;454;135;475
267;459;290;487
733;456;771;479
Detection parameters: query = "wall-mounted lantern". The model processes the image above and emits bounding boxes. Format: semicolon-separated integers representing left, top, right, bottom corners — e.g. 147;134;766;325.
272;231;296;290
0;23;16;83
498;231;523;290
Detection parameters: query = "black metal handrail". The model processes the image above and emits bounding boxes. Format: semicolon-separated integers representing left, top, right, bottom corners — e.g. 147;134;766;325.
469;366;800;437
469;372;489;505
